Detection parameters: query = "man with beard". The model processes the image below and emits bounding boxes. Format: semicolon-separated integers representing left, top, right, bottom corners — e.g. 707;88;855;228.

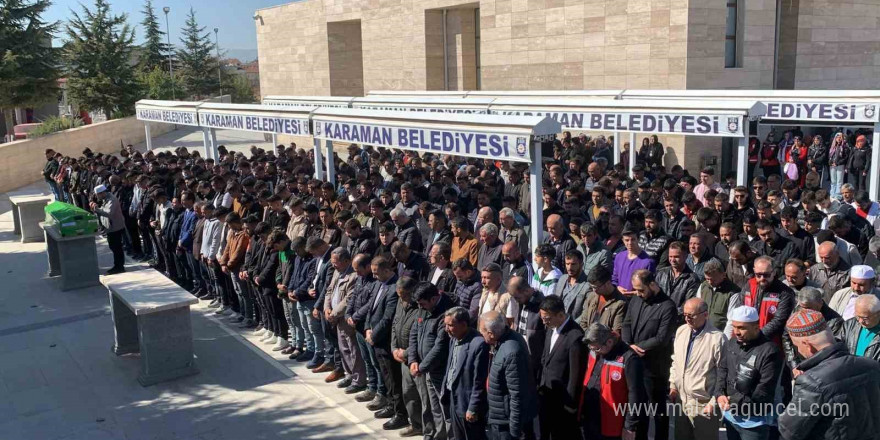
638;209;672;270
754;220;799;275
808;241;852;302
714;222;736;268
344;218;378;259
727;240;758;291
742;256;795;343
477;223;504;271
391;208;424;253
779;207;815;266
655;241;701;321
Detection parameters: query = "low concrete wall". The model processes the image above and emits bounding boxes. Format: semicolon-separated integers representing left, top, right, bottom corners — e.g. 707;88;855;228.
0;116;175;194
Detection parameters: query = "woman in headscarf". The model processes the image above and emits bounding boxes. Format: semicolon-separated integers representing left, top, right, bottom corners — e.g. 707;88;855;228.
847;134;871;192
828;132;849;199
806;134;828;189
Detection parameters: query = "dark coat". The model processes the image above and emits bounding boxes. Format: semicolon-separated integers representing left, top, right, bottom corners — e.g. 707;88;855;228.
453;275;483;325
430;267;457;297
621;290;677;378
714;332;784;416
486;330;538;436
312;249;335;311
779;342;880;440
425;228;453;254
390;298;420;363
782;304;843;370
408;294;454;376
538;319;586;413
397;220;424;253
345;274;375;333
514;291;546;380
655;266;701;318
365;275;399;353
440;329;490;417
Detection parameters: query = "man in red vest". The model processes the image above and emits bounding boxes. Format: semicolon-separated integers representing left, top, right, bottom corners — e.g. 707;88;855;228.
579;323;647;440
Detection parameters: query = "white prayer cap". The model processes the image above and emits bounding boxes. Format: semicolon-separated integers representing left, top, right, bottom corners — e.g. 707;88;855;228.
851;265;875;280
94;184;108;194
729;306;759;323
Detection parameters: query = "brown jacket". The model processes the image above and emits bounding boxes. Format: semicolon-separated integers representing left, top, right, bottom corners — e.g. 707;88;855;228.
323;268;358;320
577;290;628;333
220;229;250;271
451;232;479;266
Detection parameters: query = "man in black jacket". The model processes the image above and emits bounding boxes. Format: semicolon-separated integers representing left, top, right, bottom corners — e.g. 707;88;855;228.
309;237;342;380
537;296;585;440
344;219;378;259
622;269;677;440
366;256;407;425
440;306;490;440
655;241;701;321
715;305;784;440
508;276;546;381
482;310;537;440
755;220;799;275
780;309;880;440
426;210;453;255
409;283;454;440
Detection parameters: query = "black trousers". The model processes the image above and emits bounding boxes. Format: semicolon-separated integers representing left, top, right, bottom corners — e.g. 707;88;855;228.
450;409;487;440
139;223;154;260
124;214;142;255
323;317;343;370
264;290;288;339
538;392;578;440
375;349;407;417
637;373;669;440
107;229;125;270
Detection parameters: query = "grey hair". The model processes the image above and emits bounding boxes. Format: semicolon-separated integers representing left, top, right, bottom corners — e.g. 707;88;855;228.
856;294;880;313
703;259;724;275
390;207;408;220
481;311;507;334
480;223;499;236
796;286;824;305
841;183;854;192
753;256;775;272
584;323;614;345
499;207;515;218
331;247;352;261
444;306;470;325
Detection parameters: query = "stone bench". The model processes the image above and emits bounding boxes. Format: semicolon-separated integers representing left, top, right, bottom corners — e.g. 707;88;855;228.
40;222;100;291
11;195;53;243
102;269;200;386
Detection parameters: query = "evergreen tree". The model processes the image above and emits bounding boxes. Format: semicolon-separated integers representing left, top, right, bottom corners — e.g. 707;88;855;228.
0;0;62;136
64;0;141;119
176;8;218;99
138;0;168;72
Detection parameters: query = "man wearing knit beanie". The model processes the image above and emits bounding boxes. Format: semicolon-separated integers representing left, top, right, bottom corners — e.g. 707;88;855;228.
779;309;880;440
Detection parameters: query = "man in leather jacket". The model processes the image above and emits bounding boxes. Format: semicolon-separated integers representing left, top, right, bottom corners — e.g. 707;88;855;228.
780;309;880;440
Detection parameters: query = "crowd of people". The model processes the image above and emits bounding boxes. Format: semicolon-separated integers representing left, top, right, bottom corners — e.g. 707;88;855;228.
37;127;880;440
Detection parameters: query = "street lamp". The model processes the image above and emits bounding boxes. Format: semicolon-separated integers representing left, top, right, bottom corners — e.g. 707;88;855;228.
163;6;175;100
214;28;222;98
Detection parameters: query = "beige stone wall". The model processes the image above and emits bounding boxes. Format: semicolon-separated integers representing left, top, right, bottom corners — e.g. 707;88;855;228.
792;0;880;89
0;118;175;194
327;20;366;96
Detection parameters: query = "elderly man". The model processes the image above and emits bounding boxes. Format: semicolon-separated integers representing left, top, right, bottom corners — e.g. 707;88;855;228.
697;259;741;337
726;240;757;290
537;295;586;440
669;298;724;440
743;256;795;341
715;306;784;440
389;278;423;436
622;270;677;440
839;294;880;361
391;207;424;253
578;265;628;334
580;323;647;440
482;310;537;440
656;241;701;320
323;248;366;394
779;309;880;440
477;223;504;271
782;286;844;373
498;207;529;257
474;206;496;239
808;241;852;302
508;276;546;379
784;259;821;295
829;265;880;320
409;283;454;439
91;184;126;274
543;214;576;270
552;250;589;319
392;241;430;282
440;307;490;440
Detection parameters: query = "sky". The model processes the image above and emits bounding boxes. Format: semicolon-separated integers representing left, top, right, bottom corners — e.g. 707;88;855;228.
43;0;291;58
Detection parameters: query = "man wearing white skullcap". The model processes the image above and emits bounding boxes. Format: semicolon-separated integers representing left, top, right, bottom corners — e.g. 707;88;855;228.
715;305;784;440
829;265;880;320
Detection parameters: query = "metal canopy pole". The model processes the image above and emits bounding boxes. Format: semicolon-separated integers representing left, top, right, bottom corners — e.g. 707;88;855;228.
737;122;750;186
628;132;636;176
144;124;153;151
271;133;278;147
313;137;325;180
529;140;544;253
613;131;621;165
201;127;212;159
325;140;336;185
871;123;880;201
209;129;219;160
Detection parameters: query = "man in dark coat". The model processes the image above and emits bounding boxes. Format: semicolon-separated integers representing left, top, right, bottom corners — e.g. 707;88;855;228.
409;283;454;440
392;208;424;253
780;309;880;440
482;310;538;440
622;269;677;440
536;296;586;440
508;276;546;382
440;306;490;440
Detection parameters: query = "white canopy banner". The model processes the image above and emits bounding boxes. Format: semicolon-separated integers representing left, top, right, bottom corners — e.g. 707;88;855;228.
198;111;310;135
764;102;879;124
136;108;199;126
490;110;745;137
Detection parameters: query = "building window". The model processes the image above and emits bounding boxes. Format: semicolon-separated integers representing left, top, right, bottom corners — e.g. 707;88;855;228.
725;0;742;68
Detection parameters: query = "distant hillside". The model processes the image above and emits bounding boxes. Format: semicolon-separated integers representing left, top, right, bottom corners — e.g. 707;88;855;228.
223;49;258;63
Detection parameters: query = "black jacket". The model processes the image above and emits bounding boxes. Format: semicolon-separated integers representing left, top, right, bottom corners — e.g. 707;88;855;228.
425;228;453;254
429;267;457;297
408;294;453;376
345;274;375;333
399;251;430;281
365;275;399;353
779;342;880;440
638;231;672;269
390;298;420;362
538;319;586;414
621;290;677;378
346;229;378;259
782;305;843;370
714;332;784;417
487;330;538;436
397;220;424;253
312;249;335;311
754;235;800;275
440;329;490;417
514;292;546;381
655;266;701;319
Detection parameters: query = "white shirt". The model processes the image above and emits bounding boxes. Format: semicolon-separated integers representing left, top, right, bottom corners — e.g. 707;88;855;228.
549;317;571;352
430;267;443;284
